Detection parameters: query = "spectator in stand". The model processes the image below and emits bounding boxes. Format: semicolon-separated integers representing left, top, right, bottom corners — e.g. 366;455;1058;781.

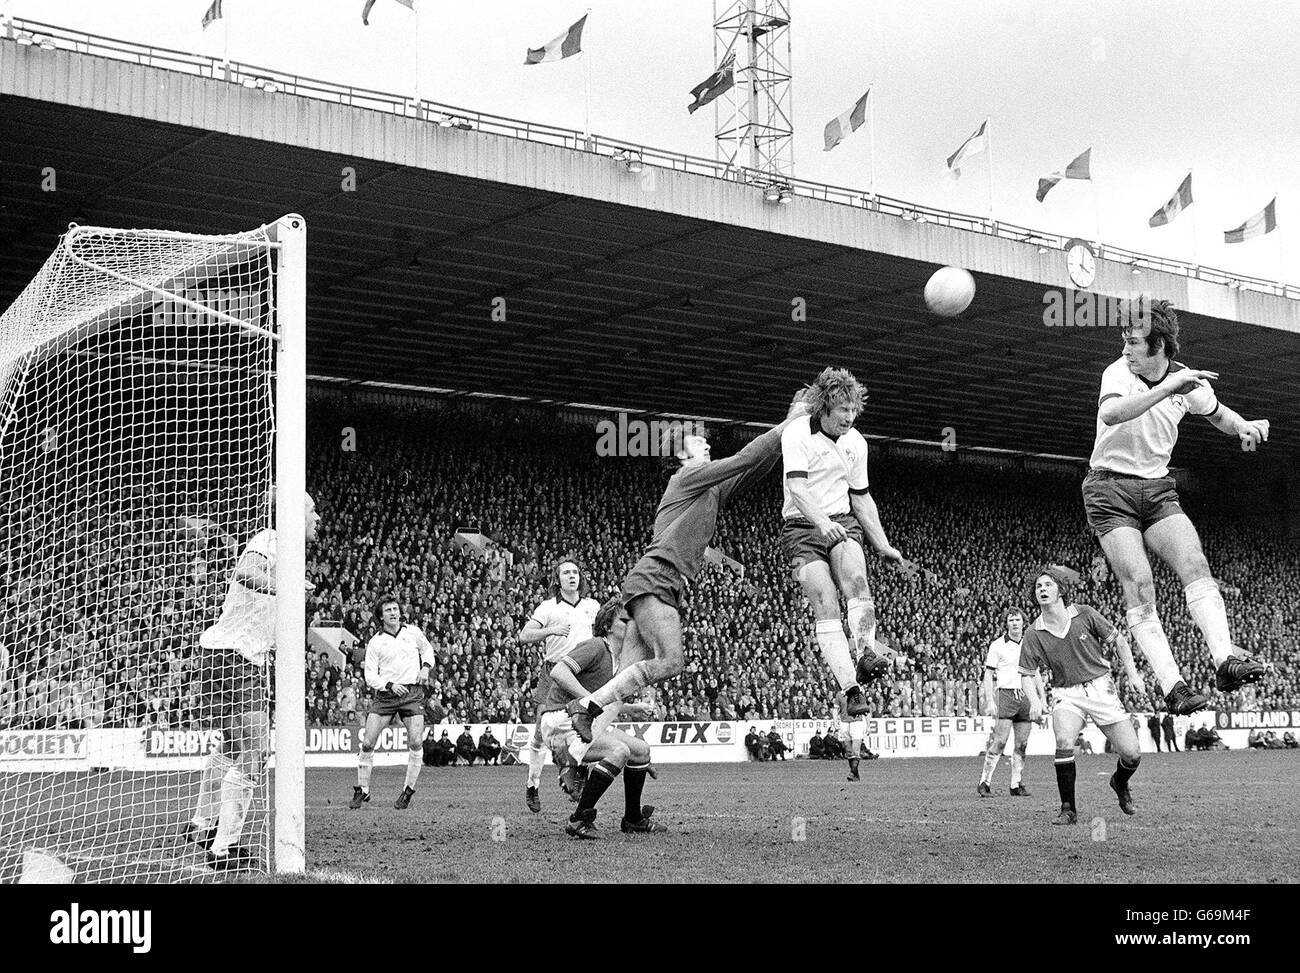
477;726;502;765
455;726;478;765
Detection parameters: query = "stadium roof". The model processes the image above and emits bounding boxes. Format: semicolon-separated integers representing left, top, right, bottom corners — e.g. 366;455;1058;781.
2;23;1298;470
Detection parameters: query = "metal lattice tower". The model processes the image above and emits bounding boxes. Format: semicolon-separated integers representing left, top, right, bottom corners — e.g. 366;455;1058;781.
713;0;793;180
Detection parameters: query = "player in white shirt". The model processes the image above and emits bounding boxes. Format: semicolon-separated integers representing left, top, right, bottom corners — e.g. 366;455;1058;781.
781;367;914;719
349;595;435;811
517;559;599;811
1083;300;1272;716
977;608;1034;797
186;491;320;871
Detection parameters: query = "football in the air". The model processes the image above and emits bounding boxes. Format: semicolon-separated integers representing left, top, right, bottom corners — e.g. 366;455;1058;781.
924;266;976;317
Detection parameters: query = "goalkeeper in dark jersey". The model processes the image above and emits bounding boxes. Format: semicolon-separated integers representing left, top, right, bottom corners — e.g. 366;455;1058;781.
567;389;811;740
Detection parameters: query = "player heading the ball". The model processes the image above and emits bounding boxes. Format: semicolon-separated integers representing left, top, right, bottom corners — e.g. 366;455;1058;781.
1084;299;1272;714
782;366;915;718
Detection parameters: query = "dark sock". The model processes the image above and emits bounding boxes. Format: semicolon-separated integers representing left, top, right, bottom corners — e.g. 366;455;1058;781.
1054;748;1076;808
848;757;860;777
575;759;621;815
1114;755;1140;786
624;761;649;820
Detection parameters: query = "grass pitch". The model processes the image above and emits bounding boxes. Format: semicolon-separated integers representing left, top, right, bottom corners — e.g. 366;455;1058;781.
304;751;1296;884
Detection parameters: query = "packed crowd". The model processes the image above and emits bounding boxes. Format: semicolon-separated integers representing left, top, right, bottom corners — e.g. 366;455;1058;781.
1;392;1297;731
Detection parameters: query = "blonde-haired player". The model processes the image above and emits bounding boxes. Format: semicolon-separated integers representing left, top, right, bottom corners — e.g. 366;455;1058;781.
782;367;914;719
517;559;599;812
185;491;319;871
350;595;435;810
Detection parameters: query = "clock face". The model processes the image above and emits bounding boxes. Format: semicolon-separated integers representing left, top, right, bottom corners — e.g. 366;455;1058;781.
1067;244;1096;288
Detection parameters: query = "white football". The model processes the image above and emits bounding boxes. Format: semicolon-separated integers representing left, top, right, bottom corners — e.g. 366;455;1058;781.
924;266;976;317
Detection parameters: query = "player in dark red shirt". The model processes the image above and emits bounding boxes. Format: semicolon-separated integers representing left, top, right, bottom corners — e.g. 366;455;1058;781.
1018;567;1148;826
567;390;811;740
540;597;663;838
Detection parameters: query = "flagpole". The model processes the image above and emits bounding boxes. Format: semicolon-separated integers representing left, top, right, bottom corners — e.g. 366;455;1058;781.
867;87;876;201
222;2;230;81
583;8;592;140
984;115;994;224
1188;170;1199;271
414;1;421;104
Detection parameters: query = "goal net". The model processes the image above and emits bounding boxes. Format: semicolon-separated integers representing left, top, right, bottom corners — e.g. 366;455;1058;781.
0;219;304;883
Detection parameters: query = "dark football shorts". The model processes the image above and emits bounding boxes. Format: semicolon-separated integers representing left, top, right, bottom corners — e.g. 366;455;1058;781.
532;667;553;706
996;688;1033;723
1082;468;1183;537
781;512;866;574
621;555;685;613
369;685;426;719
196;646;265;725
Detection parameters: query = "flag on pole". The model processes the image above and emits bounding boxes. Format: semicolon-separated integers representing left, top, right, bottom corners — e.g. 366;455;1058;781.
946;119;988;178
1224;196;1278;243
524;14;587;64
687;52;735;114
362;0;414;26
201;0;223;29
1036;147;1091;202
823;90;870;151
1149;173;1193;227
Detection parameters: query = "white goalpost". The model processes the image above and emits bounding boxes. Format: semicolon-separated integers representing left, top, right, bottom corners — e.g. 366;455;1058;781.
0;215;307;883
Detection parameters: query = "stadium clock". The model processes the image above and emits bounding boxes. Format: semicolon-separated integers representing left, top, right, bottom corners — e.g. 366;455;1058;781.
1064;237;1097;289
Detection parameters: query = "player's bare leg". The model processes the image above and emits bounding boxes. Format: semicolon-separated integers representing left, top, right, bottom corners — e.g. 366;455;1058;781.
568;596;681;741
1096;718;1141;815
208;712;266;869
1144;513;1269;692
797;559;868;714
830;540;893;683
978;719;1012;796
394;713;425;809
351;712;389;809
1009;719;1033;796
1100;526;1208;714
1050;710;1084;825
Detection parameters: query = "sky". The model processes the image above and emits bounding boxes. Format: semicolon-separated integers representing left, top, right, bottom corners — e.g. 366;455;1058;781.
13;0;1300;284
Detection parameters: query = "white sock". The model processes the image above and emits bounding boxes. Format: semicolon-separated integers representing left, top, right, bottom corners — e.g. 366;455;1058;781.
358;749;374;790
192;752;233;828
1126;604;1182;696
815;619;857;693
588;660;651;708
980;752;1000;785
1011;752;1024;788
1185;578;1234;666
527;741;546;788
405;749;422;790
210;767;253;856
846;597;875;659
